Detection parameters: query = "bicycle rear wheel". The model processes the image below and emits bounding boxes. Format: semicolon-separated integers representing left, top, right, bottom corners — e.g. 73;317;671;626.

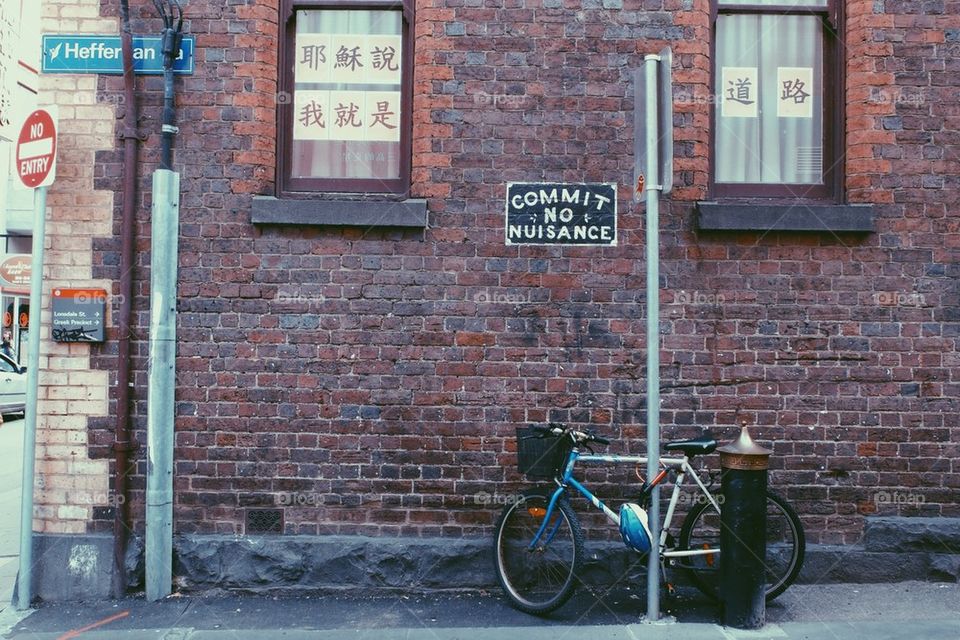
678;490;804;602
493;490;584;615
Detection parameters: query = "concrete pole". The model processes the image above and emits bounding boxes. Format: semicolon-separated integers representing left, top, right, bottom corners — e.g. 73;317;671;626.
145;169;180;601
644;53;662;622
16;185;47;610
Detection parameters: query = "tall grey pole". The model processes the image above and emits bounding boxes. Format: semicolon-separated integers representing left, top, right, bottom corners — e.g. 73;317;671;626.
644;52;662;622
145;169;179;601
16;185;48;610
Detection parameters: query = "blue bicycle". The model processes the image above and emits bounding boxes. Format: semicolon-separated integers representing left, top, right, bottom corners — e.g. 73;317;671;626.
493;423;805;615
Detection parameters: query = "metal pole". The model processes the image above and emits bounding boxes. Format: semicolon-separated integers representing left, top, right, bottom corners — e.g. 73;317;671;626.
16;185;48;610
145;169;179;601
644;53;662;622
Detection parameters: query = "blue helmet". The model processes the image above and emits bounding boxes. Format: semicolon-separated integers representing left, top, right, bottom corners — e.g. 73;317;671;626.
619;503;652;553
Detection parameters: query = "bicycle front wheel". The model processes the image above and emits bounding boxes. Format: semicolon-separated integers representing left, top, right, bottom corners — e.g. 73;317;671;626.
678;490;805;602
493;489;584;615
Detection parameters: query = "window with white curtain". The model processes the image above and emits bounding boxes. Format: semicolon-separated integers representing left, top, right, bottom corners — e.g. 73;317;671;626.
279;1;413;196
713;0;838;200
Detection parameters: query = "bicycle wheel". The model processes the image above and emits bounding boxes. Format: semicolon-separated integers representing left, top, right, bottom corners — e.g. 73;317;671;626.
678;490;805;602
493;489;585;615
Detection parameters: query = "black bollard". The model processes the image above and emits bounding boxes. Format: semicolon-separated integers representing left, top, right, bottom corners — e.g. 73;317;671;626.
717;426;771;630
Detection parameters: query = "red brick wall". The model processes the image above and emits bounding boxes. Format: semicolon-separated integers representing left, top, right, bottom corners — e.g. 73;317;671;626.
82;0;958;545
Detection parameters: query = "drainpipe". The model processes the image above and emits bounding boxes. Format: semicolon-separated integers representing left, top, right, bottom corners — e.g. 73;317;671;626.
112;0;142;599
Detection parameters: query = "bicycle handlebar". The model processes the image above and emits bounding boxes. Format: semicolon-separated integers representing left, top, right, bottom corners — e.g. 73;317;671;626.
534;423;610;446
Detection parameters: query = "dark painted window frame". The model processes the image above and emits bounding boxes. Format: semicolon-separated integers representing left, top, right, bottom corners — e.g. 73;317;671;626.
259;0;426;227
699;2;872;232
709;1;841;201
278;0;414;197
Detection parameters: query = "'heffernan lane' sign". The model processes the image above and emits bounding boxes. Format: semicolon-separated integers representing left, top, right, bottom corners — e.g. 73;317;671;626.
41;35;195;75
506;182;617;246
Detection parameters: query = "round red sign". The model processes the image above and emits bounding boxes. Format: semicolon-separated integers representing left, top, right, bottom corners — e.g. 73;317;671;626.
16;109;57;188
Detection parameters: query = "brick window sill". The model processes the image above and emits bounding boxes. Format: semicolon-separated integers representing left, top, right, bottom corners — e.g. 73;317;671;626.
696;202;875;232
251;196;428;228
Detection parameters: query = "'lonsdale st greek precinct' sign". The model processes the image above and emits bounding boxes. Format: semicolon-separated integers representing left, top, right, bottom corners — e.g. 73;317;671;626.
505;182;617;246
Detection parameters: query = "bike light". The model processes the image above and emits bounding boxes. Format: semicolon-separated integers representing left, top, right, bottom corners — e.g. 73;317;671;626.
528;507;546;518
704;544;715;567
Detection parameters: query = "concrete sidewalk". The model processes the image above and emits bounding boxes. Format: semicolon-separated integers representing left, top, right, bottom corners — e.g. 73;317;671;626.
2;581;958;639
0;417;22;610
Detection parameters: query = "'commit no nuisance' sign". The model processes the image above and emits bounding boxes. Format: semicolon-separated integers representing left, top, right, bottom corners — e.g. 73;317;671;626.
505;182;617;246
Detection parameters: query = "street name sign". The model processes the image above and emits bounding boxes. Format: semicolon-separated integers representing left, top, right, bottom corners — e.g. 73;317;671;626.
41;35;195;75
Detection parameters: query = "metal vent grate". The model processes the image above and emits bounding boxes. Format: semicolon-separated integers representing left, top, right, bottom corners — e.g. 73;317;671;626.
246;509;284;535
795;146;823;175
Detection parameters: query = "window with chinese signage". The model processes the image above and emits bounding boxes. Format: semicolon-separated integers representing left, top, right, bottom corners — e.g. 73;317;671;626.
280;2;411;195
713;0;838;200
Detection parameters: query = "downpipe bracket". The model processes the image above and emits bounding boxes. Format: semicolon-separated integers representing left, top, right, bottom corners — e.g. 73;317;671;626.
118;127;149;142
112;439;140;453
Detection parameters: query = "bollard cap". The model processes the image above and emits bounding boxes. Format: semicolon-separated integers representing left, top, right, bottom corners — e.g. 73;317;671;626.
717;425;771;471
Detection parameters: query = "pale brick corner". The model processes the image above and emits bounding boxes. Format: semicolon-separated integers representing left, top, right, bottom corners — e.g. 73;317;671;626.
34;0;117;535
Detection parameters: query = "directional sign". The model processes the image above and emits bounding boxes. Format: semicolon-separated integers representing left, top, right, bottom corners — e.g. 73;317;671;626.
16;108;57;188
41;35;195;75
51;288;107;342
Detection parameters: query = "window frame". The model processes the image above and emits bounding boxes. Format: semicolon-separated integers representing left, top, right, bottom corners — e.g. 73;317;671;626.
277;0;414;198
709;1;843;202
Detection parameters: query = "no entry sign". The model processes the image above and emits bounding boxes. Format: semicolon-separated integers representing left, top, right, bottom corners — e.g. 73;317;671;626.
16;108;58;188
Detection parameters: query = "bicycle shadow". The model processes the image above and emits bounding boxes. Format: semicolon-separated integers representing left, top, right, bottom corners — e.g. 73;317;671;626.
533;580;796;626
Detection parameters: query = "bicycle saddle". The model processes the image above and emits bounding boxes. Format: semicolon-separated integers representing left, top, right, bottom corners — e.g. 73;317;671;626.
663;436;718;457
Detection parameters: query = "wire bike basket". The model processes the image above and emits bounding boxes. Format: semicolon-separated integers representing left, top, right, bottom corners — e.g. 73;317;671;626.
516;426;572;479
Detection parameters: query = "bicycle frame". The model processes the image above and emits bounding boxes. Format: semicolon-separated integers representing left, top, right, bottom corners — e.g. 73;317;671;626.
529;448;722;560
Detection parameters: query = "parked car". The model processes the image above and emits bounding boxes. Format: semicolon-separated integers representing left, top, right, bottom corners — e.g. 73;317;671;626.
0;352;26;414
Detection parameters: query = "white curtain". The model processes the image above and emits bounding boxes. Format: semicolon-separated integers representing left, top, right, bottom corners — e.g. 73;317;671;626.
715;13;824;184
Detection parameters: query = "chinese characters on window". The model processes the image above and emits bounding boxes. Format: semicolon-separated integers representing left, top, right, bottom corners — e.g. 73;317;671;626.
287;8;406;191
